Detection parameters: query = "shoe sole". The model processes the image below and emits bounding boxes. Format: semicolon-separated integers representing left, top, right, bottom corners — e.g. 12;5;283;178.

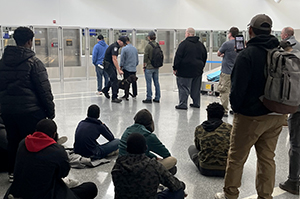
279;184;299;195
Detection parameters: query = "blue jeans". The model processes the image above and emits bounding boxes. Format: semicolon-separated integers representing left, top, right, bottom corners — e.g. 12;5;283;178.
144;68;160;100
94;138;120;159
95;65;109;92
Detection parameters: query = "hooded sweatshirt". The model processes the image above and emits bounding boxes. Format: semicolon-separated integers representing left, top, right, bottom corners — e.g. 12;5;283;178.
0;46;55;118
230;35;279;116
111;154;185;199
173;36;207;78
7;132;77;199
92;40;108;66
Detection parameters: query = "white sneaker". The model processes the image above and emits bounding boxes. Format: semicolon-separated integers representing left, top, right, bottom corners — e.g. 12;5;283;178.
214;192;228;199
63;177;80;188
8;173;13;183
57;136;68;145
96;91;103;95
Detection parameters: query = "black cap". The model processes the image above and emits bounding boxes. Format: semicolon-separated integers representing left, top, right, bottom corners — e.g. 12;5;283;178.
118;36;127;45
248;14;272;31
148;31;156;37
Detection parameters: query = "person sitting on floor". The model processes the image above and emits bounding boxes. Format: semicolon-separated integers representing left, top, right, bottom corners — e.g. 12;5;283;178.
4;119;98;199
74;104;119;159
188;102;232;177
119;109;177;174
112;133;186;199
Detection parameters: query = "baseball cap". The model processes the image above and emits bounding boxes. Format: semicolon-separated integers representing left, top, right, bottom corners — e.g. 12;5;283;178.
118;36;127;44
148;31;156;37
248;14;272;31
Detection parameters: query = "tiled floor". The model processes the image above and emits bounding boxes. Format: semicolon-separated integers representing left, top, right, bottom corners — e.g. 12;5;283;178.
0;74;297;199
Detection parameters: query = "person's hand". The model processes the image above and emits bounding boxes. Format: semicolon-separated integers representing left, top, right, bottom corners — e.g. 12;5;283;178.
118;69;124;75
173;70;177;75
156;157;162;160
184;192;188;197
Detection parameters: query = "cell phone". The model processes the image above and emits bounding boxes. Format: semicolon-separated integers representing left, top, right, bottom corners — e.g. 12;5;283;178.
235;35;245;52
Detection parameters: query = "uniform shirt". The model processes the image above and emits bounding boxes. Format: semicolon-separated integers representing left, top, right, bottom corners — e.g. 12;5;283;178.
218;39;237;75
104;41;120;65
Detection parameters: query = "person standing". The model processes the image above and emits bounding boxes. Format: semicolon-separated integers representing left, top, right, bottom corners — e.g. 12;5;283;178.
0;27;55;181
92;34;109;95
215;14;286;199
173;27;207;110
279;27;300;195
120;37;139;97
142;31;161;103
101;36;127;103
217;27;239;116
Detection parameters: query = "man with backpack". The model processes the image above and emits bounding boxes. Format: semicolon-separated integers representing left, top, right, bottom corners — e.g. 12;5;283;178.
173;27;207;110
142;31;163;103
215;14;286;199
279;27;300;195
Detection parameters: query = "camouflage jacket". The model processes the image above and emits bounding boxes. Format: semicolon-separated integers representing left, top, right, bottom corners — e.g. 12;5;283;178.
194;120;232;170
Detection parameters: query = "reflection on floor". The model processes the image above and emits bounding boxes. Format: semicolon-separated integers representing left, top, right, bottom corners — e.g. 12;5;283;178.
0;74;297;199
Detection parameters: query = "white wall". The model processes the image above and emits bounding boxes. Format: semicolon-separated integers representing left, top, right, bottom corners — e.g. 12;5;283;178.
1;0;299;31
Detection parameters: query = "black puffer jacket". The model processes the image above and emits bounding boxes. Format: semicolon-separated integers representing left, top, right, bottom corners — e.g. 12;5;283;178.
0;46;55;118
173;36;207;78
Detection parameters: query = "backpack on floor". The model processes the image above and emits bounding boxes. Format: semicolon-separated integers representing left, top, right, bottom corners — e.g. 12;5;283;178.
149;42;164;68
263;48;300;114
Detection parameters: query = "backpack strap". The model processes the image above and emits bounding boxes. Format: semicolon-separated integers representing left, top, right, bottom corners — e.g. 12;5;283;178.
149;42;158;48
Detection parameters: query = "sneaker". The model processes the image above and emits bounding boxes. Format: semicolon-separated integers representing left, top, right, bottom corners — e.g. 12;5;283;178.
63;177;80;188
175;105;187;110
102;90;110;99
111;98;122;103
223;113;228;117
214;192;228;199
190;103;200;108
142;99;152;103
168;166;177;175
8;173;13;183
279;180;299;195
96;91;103;95
153;99;160;103
57;136;68;145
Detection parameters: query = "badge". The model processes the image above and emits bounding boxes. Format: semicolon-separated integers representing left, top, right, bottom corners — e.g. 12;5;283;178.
114;47;118;52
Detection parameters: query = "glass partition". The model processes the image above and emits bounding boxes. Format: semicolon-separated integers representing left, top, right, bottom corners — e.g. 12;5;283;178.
175;29;186;48
196;31;210;51
157;30;174;63
273;31;282;41
136;30;152;54
212;31;227;52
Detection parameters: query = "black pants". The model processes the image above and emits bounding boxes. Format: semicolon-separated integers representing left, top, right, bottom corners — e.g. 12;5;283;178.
2;110;46;173
103;63;119;99
71;182;98;199
123;69;137;96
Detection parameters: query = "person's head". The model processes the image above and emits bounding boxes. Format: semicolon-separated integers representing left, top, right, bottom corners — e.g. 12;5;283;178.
87;104;100;119
125;36;130;44
281;27;294;40
117;36;127;47
134;109;154;132
36;119;58;141
228;27;239;39
279;40;294;52
206;102;225;120
13;26;34;48
97;34;104;41
185;27;195;38
248;14;272;38
147;31;156;41
126;133;147;154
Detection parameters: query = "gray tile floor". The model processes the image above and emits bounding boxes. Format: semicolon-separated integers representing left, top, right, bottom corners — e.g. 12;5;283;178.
0;74;297;199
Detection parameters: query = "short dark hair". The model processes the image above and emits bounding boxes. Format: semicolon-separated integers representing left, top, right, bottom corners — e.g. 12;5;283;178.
206;102;225;120
252;25;271;36
36;119;57;138
97;34;104;40
13;27;34;46
149;35;156;40
229;27;239;38
126;133;147;154
87;104;100;119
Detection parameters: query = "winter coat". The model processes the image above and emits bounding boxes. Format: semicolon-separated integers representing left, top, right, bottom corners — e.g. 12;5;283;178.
0;46;55;118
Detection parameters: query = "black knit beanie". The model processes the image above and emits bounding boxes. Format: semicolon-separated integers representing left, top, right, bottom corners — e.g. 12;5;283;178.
36;119;57;138
134;109;154;132
126;133;147;154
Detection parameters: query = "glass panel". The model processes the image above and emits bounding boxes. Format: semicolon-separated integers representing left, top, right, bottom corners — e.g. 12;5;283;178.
113;29;133;54
2;27;17;47
157;30;174;63
212;31;227;52
273;31;282;41
195;31;209;51
136;30;151;54
176;29;186;48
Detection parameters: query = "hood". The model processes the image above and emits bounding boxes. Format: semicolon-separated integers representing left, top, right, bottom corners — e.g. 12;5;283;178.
2;46;35;67
201;118;223;132
25;132;56;152
98;40;107;47
186;36;200;43
247;35;279;49
114;154;150;175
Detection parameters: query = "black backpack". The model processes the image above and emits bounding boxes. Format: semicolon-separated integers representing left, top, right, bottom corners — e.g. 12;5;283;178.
149;42;164;68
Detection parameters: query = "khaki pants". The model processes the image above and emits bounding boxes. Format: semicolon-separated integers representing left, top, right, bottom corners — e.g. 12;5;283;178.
224;114;286;199
158;156;177;170
217;72;231;113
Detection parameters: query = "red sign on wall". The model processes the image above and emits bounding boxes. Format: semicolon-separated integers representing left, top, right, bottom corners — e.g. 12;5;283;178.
159;41;165;45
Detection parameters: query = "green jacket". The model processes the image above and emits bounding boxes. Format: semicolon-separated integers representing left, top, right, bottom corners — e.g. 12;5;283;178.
119;123;171;159
143;40;158;69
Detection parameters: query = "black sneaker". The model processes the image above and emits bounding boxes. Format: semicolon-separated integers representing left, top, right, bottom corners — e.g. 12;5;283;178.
279;180;299;195
102;90;110;99
190;103;200;108
142;99;152;103
111;98;122;103
8;173;13;183
153;99;160;103
175;105;187;110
